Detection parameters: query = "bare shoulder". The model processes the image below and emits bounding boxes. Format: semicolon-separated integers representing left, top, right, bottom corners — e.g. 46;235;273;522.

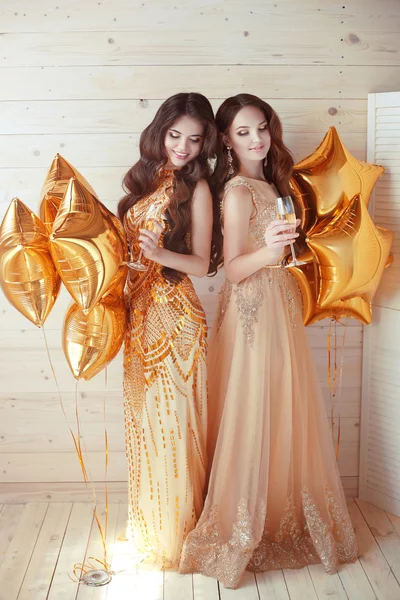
223;181;253;216
193;178;211;197
224;182;252;201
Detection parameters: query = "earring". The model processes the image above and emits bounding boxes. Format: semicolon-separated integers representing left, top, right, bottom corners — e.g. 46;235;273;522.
227;146;234;175
264;156;268;167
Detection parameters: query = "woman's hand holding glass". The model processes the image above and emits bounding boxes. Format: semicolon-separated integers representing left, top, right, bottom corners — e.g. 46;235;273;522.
127;203;165;271
274;196;306;267
138;219;164;262
264;218;301;265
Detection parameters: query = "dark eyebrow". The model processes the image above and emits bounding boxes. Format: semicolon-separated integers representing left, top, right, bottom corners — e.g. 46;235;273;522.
235;120;268;131
169;128;203;137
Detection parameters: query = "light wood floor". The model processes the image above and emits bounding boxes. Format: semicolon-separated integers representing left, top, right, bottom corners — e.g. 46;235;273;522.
0;498;400;600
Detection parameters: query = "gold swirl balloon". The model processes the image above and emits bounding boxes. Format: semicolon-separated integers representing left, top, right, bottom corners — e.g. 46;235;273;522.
63;294;126;380
39;154;98;231
0;198;60;327
49;177;127;315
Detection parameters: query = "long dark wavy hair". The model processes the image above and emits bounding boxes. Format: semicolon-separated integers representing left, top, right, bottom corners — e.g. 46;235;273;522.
118;92;223;282
212;93;306;257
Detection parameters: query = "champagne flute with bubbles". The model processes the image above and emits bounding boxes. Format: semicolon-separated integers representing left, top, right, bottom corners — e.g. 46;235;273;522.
275;196;306;268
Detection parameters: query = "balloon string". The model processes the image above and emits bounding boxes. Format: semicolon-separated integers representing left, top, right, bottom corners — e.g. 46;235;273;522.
99;309;109;548
333;319;337;397
103;366;109;558
41;327;110;581
333;319;339;460
42;327;88;477
75;380;110;572
69;557;111;584
328;317;333;433
335;320;347;460
327;316;343;461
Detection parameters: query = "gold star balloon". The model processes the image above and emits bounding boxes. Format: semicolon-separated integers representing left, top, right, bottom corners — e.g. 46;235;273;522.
290;127;393;325
49;177;127;314
292;126;385;234
39;154;98;231
63;293;126;381
307;194;393;307
289;253;372;326
0;198;60;326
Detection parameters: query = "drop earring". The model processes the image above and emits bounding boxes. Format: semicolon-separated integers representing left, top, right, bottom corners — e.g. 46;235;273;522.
264;156;268;167
227;146;234;175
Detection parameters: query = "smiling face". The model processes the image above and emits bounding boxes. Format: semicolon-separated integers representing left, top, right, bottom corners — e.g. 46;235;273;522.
225;105;271;166
164;114;204;168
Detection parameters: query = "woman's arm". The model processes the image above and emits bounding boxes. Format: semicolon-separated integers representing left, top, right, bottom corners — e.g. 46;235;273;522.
223;186;299;284
138;179;212;278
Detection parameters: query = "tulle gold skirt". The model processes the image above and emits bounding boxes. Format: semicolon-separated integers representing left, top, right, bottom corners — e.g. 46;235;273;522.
179;267;358;588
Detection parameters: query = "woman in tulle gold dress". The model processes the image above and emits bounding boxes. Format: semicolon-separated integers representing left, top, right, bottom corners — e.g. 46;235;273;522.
179;94;358;588
118;93;221;569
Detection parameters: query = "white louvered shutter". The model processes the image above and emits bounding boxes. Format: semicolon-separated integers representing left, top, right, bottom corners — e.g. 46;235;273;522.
359;91;400;516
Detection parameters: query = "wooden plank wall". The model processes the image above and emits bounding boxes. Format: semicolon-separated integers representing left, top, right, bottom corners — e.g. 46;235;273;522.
1;0;400;502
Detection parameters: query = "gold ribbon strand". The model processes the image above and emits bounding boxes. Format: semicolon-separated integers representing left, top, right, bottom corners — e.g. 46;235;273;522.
327;316;346;460
41;327;112;583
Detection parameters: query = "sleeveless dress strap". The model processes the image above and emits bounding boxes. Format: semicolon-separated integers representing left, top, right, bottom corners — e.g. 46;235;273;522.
221;177;258;225
222;177;257;201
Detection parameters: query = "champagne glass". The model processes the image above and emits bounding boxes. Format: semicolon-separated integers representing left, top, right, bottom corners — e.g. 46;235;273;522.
127;203;165;271
275;196;306;268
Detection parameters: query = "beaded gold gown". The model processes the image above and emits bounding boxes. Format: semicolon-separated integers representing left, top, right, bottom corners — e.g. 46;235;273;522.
179;176;358;588
123;169;208;568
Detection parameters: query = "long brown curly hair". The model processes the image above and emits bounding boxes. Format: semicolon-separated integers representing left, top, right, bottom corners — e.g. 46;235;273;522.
118;92;223;282
212;94;306;257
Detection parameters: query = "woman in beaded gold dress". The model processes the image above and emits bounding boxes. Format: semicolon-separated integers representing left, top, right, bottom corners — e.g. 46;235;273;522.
179;95;358;588
118;93;221;569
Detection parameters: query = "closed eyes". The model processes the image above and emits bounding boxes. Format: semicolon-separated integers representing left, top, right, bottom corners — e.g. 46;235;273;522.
168;132;202;143
237;125;268;136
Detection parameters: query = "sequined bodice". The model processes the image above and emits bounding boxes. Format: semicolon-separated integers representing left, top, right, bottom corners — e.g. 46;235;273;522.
124;169;173;278
123;168;202;320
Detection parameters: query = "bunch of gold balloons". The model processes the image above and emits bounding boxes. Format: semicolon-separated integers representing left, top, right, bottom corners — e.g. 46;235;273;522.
0;127;394;369
0;155;128;379
289;127;393;325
